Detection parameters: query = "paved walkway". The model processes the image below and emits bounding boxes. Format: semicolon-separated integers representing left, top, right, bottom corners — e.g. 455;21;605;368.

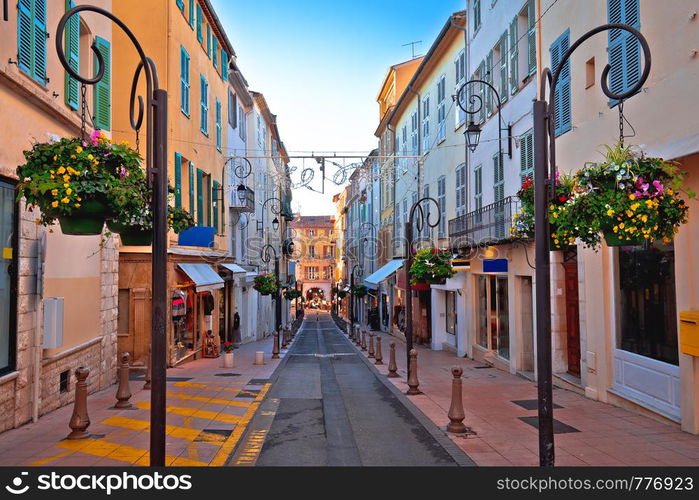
354;324;699;466
0;335;282;466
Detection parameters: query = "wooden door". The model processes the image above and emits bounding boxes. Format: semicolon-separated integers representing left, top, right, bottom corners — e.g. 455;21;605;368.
562;261;581;377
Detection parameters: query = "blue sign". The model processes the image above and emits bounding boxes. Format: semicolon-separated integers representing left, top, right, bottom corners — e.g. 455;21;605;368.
177;226;215;248
483;259;508;273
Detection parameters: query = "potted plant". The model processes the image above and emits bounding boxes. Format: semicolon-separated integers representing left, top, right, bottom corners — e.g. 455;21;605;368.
16;131;141;235
409;248;455;290
222;341;235;368
336;288;348;299
551;143;692;249
253;274;280;296
284;289;302;301
351;284;368;297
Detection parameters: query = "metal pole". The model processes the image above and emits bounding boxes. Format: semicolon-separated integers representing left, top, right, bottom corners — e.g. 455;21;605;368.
275;257;281;333
150;88;168;467
404;221;413;379
350;270;355;325
533;99;554;466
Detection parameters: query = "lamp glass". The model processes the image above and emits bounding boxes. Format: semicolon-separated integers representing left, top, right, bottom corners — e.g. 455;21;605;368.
272;217;279;231
465;122;481;153
236;184;246;203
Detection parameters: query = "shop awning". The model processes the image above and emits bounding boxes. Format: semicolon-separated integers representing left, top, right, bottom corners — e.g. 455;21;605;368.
364;259;404;285
177;263;225;292
219;263;247;274
646;133;699;160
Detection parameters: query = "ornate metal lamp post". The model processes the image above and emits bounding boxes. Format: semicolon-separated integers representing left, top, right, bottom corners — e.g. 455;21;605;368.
56;5;169;466
532;24;650;466
349;264;363;327
261;244;282;336
404;197;440;380
257;197;283;233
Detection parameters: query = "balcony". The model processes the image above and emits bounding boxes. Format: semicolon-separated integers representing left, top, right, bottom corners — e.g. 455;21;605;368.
229;185;255;213
448;196;520;249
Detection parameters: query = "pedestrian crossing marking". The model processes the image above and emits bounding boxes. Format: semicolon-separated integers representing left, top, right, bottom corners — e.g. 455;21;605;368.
101;416;227;443
134;401;242;424
30;450;73;466
49;438;207;466
166;391;252;408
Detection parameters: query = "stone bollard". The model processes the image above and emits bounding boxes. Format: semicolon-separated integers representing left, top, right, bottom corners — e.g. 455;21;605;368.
114;352;133;408
360;330;367;351
281;328;288;349
368;333;375;358
387;342;399;377
447;367;468;433
353;326;359;345
67;367;90;439
374;336;383;365
254;351;265;365
143;345;151;390
406;349;421;395
272;331;280;359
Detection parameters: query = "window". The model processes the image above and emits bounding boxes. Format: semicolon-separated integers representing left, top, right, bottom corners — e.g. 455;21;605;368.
206;24;211;58
509;17;519;94
493;153;505;239
496;32;508;104
550;29;571;136
474;0;481;32
196;3;203;42
438;176;446;238
221;50;228;81
64;1;79;110
308;229;316;236
196;169;212;226
608;0;641;103
0;180;17;374
437;75;446;142
188;161;195;214
474;164;483;211
456;163;466;216
446;291;457;335
422;96;430;152
189;0;195;29
305;266;319;280
585;57;595;89
93;37;111;131
519;129;534;184
323;267;332;280
454;50;466;126
410;111;418;155
212;180;220;232
238;105;246;140
18;0;47;85
228;90;236;127
215;98;222;151
180;46;190;116
200;75;209;135
484;51;494;116
309;245;315;257
176;0;184;11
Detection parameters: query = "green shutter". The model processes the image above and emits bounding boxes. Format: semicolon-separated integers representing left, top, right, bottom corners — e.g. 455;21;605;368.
215;98;221;151
180;46;189;115
212;37;218;69
196;3;202;42
206;24;211;59
527;0;536;75
509;17;518;94
221;50;228;81
189;0;195;28
197;168;204;226
17;0;32;75
176;0;184;10
200;75;208;134
189;162;195;214
212;180;219;232
174;153;182;208
93;36;111;130
18;0;47;84
64;1;80;110
33;0;47;84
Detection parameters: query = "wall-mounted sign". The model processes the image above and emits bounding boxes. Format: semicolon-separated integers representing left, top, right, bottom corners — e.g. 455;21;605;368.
483;259;508;273
451;259;471;271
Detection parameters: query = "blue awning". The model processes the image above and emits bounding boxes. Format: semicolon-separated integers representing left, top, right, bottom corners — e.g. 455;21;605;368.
177;263;225;292
218;263;247;274
364;259;404;286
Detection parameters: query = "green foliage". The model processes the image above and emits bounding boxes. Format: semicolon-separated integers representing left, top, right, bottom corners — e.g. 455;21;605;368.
283;289;302;301
253;274;280;295
351;285;368;297
409;248;455;285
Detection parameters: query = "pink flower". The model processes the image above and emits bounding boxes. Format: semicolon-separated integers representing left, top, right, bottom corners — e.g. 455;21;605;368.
89;129;101;146
652;180;664;195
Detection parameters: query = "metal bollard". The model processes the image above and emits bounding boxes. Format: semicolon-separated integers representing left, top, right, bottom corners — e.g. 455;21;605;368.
368;333;375;358
406;349;421;395
143;345;151;390
272;331;280;359
387;342;399;377
360;330;367;351
67;367;90;439
353;326;360;345
281;328;288;349
374;336;383;365
114;352;133;408
447;367;468;433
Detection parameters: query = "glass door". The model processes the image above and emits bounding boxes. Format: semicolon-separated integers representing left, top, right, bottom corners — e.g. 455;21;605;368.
475;274;510;360
0;180;16;373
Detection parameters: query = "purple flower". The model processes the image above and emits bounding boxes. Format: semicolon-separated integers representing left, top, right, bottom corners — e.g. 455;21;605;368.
89;129;101;146
652;180;664;195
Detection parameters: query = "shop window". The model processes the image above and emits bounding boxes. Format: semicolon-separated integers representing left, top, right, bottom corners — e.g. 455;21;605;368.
446;291;457;335
0;179;17;374
618;242;678;365
476;275;510;359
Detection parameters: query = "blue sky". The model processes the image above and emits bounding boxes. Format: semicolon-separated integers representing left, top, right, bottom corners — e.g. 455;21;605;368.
211;0;465;215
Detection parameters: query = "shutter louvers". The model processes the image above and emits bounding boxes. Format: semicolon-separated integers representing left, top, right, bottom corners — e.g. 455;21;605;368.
93;36;111;130
65;1;80;110
174;153;182;209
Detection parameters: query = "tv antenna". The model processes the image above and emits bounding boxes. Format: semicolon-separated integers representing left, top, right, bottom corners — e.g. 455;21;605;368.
402;40;422;58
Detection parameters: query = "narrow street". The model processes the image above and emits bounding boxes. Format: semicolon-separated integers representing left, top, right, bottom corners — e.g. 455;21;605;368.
233;311;472;466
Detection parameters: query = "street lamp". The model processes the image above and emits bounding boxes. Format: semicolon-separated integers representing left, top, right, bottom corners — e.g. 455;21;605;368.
464;121;482;152
261;243;282;338
257;196;283;233
236;184;247;204
532;24;650;466
56;5;169;466
272;217;279;232
350;264;363;327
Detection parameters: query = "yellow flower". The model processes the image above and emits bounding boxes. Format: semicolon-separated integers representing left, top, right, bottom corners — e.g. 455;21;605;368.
641;215;648;223
87;154;94;161
53;155;58;161
630;203;640;211
606;209;614;216
625;210;633;217
51;189;58;196
50;170;55;174
667;189;674;195
619;223;625;229
70;155;76;159
66;188;72;195
76;146;83;154
552;212;558;219
61;197;70;204
50;175;55;179
57;166;66;174
613;226;619;233
63;175;70;182
63;183;69;188
51;201;59;208
74;203;81;208
629;194;636;200
35;218;41;226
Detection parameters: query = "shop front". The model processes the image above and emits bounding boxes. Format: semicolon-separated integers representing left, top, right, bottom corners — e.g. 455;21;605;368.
364;259;403;335
430;272;467;356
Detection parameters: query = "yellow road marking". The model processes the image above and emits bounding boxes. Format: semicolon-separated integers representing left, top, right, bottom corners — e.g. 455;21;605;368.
166;391;251;408
134;401;242;424
210;383;271;466
52;438;207;466
184;416;199;462
30;450;74;466
173;381;246;390
101;416;226;443
234;429;267;465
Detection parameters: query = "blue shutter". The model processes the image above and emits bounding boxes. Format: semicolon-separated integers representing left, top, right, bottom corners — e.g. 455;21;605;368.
197;168;204;226
93;36;111;130
550;29;571;136
212;37;218;69
174;153;182;208
180;46;189;115
64;1;80;110
215;98;221;151
221;50;228;81
176;0;184;10
189;0;195;28
200;75;208;134
189;162;195;214
17;0;32;75
32;0;47;84
196;3;202;42
206;24;211;59
608;0;641;104
212;180;219;232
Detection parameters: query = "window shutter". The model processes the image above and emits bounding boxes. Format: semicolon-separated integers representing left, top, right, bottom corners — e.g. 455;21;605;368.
93;36;111;130
206;24;211;59
17;0;33;75
509;17;518;94
200;75;208;134
520;130;534;184
197;168;204;226
477;61;485;123
189;162;195;214
180;46;189;115
527;0;536;75
493;154;504;203
212;37;218;68
550;30;571;136
196;3;202;42
485;52;493;116
215;98;222;151
64;1;80;110
221;50;228;81
174;153;182;208
212;180;219;232
499;32;508;103
32;0;47;84
189;0;195;28
608;0;641;103
176;0;184;10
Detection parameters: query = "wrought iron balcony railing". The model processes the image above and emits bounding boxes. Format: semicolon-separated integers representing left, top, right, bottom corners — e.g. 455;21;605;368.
448;196;520;249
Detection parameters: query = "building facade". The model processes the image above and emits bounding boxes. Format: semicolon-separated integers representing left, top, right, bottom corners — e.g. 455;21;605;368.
291;216;335;309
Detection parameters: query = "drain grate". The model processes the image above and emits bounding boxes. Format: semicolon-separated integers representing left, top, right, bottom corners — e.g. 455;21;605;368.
214;373;241;377
247;378;270;385
511;399;563;410
518;416;579;433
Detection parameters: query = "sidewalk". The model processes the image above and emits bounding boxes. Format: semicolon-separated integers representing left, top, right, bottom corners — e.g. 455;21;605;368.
355;327;699;466
0;335;284;467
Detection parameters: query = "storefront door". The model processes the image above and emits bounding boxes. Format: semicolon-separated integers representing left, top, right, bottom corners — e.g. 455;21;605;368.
0;180;16;373
562;257;581;377
476;275;510;360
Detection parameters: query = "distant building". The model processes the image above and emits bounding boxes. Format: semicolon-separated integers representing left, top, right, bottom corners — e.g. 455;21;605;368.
291;216;336;308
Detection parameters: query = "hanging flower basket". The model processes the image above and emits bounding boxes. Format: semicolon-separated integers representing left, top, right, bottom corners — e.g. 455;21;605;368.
336;289;348;299
58;197;109;235
351;285;368;298
550;143;693;249
284;289;302;301
253;274;280;296
409;248;455;286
